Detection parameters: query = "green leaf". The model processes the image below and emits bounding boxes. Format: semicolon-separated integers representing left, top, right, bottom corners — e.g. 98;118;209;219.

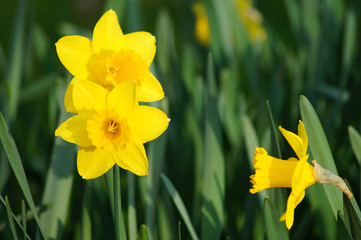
241;115;267;202
161;174;199;240
348;126;361;166
0;113;47;239
137;225;150;240
5;196;18;240
299;95;343;218
6;0;26;122
343;193;361;239
39;79;75;240
200;55;224;240
337;211;353;240
21;200;26;240
0;196;31;240
263;197;289;240
80;182;92;240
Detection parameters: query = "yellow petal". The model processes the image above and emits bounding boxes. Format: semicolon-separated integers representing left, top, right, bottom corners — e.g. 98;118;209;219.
280;190;306;229
64;73;98;113
123;32;156;67
279;126;304;159
55;36;94;76
137;71;164;102
77;147;115;179
113;141;148;176
55;113;93;147
107;81;137;117
71;80;107;112
297;120;308;157
92;10;124;56
129;106;169;143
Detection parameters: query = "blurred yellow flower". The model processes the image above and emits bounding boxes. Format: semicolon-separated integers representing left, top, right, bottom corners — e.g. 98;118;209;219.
192;0;266;46
56;9;164;111
55;80;169;179
235;0;267;43
250;121;316;229
191;2;211;46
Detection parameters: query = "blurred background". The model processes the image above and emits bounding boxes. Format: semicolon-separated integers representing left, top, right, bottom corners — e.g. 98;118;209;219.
1;0;361;239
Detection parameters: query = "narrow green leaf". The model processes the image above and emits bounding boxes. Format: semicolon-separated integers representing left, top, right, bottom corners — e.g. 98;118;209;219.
21;200;26;240
337;211;353;240
161;174;199;240
81;182;92;240
128;173;137;240
201;54;224;240
40;79;75;240
241;115;266;202
0;113;47;239
113;166;127;240
5;196;18;240
263;197;289;240
266;101;282;158
299;95;343;217
145;109;169;237
0;196;31;240
340;7;357;87
6;0;26;122
344;193;361;239
348;126;361;166
137;225;150;240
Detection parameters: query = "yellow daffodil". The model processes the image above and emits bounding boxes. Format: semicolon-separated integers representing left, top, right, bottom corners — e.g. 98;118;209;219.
191;0;266;46
250;121;316;229
56;9;164;111
191;2;211;46
55;80;169;179
235;0;267;43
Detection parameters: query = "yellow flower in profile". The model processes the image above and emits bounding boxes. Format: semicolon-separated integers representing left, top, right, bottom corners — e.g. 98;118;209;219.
56;9;163;112
235;0;267;43
250;121;316;229
55;80;169;179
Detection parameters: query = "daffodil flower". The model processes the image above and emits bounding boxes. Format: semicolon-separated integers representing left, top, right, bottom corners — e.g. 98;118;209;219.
55;80;169;179
250;121;316;229
56;9;164;112
250;120;353;229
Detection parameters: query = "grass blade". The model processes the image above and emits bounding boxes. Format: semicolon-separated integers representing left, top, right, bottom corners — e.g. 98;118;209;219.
348;126;361;166
128;173;137;240
81;182;92;240
0;196;31;240
6;0;26;122
200;54;224;240
0;113;46;239
299;95;343;217
113;166;127;240
137;225;150;240
337;211;353;240
161;174;199;240
21;200;26;240
5;196;18;240
263;197;289;240
40;79;75;240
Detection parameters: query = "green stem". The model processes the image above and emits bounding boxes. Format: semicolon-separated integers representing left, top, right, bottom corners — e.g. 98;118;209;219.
113;166;127;240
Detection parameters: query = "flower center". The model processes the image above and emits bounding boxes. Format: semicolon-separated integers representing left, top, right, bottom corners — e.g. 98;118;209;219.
87;110;130;152
107;120;119;133
94;49;148;87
